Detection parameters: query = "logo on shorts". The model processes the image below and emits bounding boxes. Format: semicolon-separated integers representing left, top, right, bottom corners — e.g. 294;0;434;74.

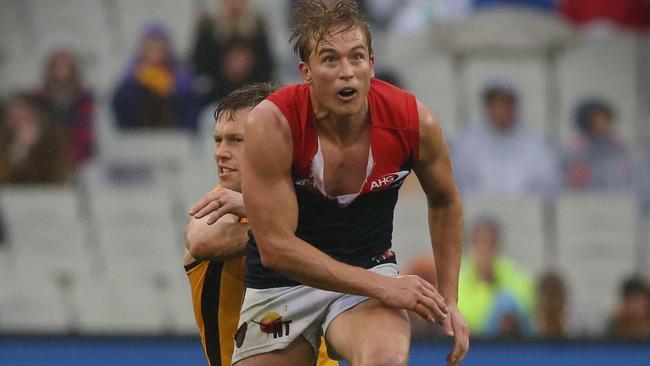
251;311;293;339
234;322;248;348
370;171;409;191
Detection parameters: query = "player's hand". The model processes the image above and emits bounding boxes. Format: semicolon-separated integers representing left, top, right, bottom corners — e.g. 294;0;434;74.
188;188;245;224
441;304;469;366
379;275;449;323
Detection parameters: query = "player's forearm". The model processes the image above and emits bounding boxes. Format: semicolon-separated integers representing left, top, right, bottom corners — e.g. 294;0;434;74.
259;236;390;298
427;195;463;305
185;218;249;262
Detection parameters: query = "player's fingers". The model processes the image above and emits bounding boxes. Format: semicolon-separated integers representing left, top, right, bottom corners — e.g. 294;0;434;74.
441;316;454;337
206;205;230;225
422;287;448;315
188;192;219;215
418;277;437;292
413;303;436;323
193;200;221;219
417;294;448;322
447;322;469;366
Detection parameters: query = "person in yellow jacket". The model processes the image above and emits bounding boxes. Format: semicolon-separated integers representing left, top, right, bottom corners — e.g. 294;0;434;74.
458;215;535;337
184;83;337;366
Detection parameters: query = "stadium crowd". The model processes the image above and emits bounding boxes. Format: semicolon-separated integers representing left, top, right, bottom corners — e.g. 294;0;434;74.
1;0;650;342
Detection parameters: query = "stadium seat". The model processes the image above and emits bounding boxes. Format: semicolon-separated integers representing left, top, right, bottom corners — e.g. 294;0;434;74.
0;186;80;227
392;189;432;270
81;162;176;226
462;55;550;136
24;0;115;89
382;33;458;136
0;186;92;278
178;158;219;213
556;193;638;334
462;195;547;277
102;131;196;171
557;33;640;146
114;0;194;60
97;224;183;282
162;274;199;335
0;271;68;332
71;275;165;334
12;224;92;279
0;0;35;93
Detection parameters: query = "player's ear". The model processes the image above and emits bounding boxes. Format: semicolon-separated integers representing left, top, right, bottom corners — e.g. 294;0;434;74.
299;61;312;84
369;54;375;78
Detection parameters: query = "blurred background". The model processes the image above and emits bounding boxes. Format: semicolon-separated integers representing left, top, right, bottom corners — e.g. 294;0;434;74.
0;0;649;365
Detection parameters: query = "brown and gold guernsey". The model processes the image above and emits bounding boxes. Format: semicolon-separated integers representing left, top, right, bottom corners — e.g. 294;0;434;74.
185;188;337;366
186;256;246;366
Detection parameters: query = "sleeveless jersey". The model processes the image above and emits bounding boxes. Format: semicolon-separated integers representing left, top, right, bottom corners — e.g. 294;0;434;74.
246;79;420;289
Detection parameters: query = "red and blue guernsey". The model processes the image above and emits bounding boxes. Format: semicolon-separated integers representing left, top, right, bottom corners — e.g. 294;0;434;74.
245;79;420;289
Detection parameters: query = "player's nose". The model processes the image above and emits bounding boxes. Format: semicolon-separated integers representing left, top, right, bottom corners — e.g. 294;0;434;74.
339;59;353;79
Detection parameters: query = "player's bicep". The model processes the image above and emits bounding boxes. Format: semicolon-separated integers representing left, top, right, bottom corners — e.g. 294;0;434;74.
242;101;298;246
413;101;459;206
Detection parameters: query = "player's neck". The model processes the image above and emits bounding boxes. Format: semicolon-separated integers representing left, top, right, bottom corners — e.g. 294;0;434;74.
313;104;369;145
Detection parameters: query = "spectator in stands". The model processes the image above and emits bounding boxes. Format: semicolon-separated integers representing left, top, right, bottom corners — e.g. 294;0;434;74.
535;271;569;338
607;276;650;340
561;0;649;33
450;80;559;199
0;209;5;246
112;22;198;132
636;145;650;217
192;0;273;107
458;215;535;337
34;47;95;169
473;0;556;12
563;98;633;191
0;94;69;185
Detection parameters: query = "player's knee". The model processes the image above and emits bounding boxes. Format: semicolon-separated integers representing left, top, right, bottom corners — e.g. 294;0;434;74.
357;345;408;366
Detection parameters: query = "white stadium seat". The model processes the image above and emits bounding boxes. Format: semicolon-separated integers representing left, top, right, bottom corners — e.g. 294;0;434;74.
556;193;638;334
392;188;432;270
0;272;68;332
71;275;165;334
102;131;196;169
25;0;115;92
81;162;176;226
0;0;35;93
162;275;199;335
97;225;183;282
382;33;458;136
0;186;92;278
115;0;194;61
0;186;80;227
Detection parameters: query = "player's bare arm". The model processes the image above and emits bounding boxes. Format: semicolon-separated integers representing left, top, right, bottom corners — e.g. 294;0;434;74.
242;100;449;324
413;101;469;366
185;212;249;262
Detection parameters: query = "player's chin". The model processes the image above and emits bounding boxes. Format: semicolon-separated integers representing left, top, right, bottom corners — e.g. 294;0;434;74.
219;176;240;191
334;102;363;116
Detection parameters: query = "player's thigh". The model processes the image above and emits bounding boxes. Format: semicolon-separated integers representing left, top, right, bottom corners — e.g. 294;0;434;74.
234;335;315;366
325;298;411;366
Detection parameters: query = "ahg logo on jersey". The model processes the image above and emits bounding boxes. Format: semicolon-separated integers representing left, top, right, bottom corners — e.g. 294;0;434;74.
370;171;410;190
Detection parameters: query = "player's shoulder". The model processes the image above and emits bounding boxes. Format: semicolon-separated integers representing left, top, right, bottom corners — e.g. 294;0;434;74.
369;78;415;101
266;83;309;105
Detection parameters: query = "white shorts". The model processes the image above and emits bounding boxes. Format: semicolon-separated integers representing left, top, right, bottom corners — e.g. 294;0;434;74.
231;263;399;364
